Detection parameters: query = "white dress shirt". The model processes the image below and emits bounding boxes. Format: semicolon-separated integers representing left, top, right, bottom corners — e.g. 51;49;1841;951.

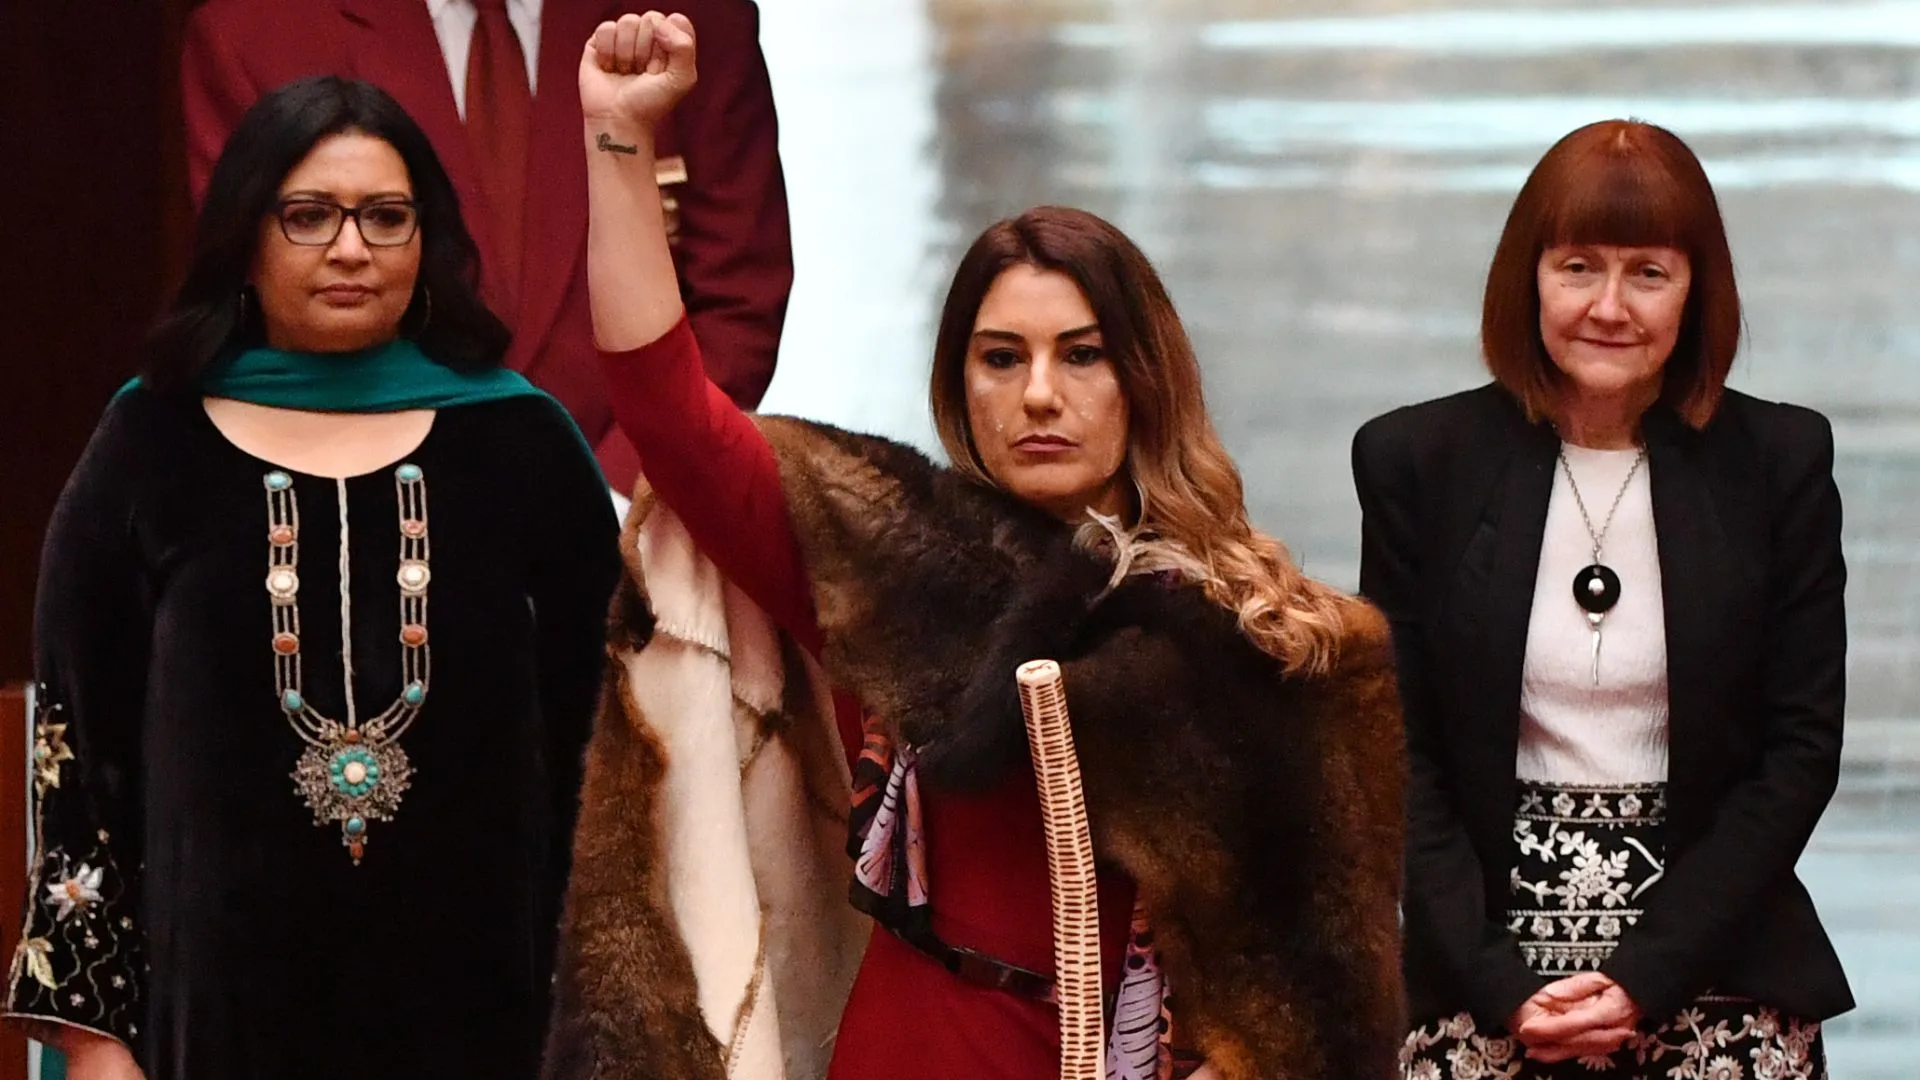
425;0;544;118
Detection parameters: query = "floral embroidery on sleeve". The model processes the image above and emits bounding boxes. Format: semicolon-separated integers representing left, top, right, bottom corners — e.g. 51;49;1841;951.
33;721;74;794
4;688;145;1046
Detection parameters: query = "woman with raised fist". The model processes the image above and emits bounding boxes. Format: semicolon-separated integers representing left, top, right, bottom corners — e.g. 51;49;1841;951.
551;13;1407;1080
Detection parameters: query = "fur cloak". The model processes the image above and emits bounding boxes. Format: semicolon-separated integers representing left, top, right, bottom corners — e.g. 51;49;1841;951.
544;416;1408;1080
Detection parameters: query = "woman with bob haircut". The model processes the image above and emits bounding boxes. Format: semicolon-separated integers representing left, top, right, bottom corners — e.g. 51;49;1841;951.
5;76;619;1080
1354;118;1852;1078
562;12;1407;1080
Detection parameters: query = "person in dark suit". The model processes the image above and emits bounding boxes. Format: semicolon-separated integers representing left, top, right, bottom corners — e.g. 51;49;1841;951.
181;0;793;493
1354;120;1851;1078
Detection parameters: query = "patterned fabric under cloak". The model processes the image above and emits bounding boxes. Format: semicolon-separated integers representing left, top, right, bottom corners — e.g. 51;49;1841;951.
846;709;1180;1079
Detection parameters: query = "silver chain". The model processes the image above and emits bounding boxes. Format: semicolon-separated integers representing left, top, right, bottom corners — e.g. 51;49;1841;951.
1557;446;1647;564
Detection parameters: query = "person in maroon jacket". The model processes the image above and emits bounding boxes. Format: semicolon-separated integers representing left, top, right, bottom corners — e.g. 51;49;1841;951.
181;0;793;493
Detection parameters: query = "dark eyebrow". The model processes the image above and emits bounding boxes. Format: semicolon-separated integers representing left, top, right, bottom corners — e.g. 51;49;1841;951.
970;324;1102;344
278;189;414;202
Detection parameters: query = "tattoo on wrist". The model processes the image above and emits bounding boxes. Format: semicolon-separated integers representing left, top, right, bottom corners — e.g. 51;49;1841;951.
596;132;639;155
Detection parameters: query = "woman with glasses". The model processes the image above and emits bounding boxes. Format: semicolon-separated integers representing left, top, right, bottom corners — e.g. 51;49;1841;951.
4;76;619;1080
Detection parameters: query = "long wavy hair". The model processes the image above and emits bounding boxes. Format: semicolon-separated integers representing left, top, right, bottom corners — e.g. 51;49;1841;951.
929;206;1357;676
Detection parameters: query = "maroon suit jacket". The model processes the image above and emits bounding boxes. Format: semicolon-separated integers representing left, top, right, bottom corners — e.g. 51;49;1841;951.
181;0;793;491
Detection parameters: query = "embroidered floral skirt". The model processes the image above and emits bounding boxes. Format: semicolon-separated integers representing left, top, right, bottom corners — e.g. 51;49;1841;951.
1400;781;1828;1080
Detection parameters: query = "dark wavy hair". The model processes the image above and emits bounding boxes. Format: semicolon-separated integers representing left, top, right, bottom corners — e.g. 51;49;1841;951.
145;75;509;393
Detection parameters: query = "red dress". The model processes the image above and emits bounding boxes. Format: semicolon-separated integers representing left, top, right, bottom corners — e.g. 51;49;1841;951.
602;318;1136;1078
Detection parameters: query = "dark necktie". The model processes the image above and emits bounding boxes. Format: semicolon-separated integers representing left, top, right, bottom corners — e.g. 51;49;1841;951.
466;0;532;320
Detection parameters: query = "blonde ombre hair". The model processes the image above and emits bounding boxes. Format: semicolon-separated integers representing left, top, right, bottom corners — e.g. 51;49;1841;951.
929;207;1357;676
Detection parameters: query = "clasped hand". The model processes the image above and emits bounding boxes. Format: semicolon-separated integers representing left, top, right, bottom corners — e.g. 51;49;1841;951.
1508;972;1643;1063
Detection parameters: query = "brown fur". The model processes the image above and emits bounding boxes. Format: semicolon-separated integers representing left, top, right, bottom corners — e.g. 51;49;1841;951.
757;415;1409;1079
548;417;1408;1079
540;489;728;1080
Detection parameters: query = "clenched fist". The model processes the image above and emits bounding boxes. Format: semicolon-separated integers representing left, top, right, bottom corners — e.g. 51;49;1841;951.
579;12;697;127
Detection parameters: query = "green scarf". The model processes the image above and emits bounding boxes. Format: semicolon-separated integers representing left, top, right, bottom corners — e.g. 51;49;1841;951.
121;338;600;469
124;338;539;410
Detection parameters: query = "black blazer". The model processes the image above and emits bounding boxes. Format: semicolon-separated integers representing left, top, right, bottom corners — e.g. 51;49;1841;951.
1351;383;1853;1029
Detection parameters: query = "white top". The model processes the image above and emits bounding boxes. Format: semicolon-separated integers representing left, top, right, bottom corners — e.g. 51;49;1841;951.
426;0;543;119
1515;443;1671;785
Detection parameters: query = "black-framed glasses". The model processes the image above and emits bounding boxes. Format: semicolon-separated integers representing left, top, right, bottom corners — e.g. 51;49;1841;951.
273;198;419;247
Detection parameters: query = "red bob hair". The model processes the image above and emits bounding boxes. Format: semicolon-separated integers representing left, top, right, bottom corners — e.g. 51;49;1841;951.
1482;119;1742;429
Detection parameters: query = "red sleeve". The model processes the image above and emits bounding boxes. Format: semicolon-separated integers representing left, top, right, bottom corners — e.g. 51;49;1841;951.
180;3;263;209
601;317;821;652
665;0;792;410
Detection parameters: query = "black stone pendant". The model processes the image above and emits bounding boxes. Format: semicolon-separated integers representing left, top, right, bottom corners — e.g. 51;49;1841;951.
1572;564;1621;614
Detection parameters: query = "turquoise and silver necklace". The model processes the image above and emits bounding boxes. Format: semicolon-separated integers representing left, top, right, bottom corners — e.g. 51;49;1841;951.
263;464;431;864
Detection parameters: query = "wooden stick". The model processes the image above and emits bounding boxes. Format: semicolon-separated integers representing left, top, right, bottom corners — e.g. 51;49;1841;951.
1017;659;1105;1080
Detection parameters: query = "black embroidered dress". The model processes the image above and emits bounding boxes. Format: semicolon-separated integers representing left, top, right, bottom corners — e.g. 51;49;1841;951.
6;387;619;1079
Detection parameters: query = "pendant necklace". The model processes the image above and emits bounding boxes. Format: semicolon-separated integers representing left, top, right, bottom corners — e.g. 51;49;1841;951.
1557;445;1646;687
263;464;431;864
